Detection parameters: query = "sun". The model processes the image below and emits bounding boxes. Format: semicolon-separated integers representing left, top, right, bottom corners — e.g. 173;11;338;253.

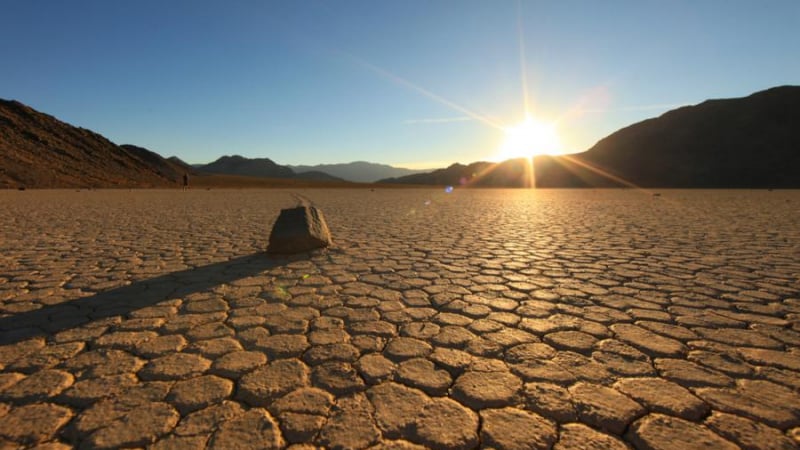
495;116;562;161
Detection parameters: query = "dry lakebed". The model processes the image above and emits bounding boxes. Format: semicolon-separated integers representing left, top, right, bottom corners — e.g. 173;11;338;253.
1;188;799;449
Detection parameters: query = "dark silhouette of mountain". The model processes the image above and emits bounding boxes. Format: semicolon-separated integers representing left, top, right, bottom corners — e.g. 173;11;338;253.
379;159;532;187
565;85;800;188
289;161;430;183
197;155;343;182
197;155;294;178
0;99;180;188
381;86;800;188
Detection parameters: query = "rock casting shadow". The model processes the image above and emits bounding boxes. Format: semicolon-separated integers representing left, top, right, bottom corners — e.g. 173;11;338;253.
0;252;292;345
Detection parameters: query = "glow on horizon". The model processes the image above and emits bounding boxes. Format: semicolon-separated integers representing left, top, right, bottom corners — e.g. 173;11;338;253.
493;116;563;161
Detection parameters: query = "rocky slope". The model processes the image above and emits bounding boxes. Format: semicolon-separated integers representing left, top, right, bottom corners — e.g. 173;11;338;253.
0;99;182;188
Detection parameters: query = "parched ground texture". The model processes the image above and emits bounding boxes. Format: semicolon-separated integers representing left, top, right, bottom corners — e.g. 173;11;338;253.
0;188;799;450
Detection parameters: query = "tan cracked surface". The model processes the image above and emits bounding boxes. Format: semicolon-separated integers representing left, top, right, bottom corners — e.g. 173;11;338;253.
1;188;799;449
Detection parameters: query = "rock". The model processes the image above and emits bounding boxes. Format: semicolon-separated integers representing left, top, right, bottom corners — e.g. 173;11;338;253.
705;411;797;450
62;349;144;378
368;382;431;438
543;330;598;354
135;334;188;357
480;407;557;450
384;337;433;361
237;359;309;406
627;413;738;450
57;374;138;407
303;343;361;365
267;206;332;254
610;324;686;357
654;358;734;388
271;387;334;416
137;352;211;381
367;441;428;450
151;435;210;450
166;375;234;414
614;377;709;421
396;358;452;395
174;401;245;436
452;370;522;409
83;402;180;449
318;393;380;449
208;408;284;449
696;381;800;429
411;398;479;449
312;361;365;395
279;412;326;443
356;353;397;384
0;369;74;402
569;382;645;435
523;382;577;423
555;423;629;450
210;350;267;379
0;403;73;445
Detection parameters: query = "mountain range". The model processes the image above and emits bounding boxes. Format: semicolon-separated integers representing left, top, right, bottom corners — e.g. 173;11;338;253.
2;86;798;188
381;86;800;188
195;155;343;182
289;162;430;183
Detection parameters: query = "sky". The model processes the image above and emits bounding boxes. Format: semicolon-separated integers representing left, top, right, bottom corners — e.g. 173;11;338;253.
1;1;798;168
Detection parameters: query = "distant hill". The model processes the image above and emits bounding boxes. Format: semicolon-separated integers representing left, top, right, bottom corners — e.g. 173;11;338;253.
197;155;294;178
292;170;344;181
198;155;343;182
0;99;180;188
166;155;197;174
120;144;198;179
381;86;800;188
379;159;531;187
290;161;430;183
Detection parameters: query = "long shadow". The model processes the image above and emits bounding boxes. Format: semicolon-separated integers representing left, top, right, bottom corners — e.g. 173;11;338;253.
0;252;290;345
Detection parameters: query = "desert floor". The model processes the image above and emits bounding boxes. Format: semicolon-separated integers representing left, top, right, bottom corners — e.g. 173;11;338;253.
1;188;799;449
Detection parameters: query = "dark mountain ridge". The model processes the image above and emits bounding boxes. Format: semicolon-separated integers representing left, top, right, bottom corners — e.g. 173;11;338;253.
381;86;800;188
289;161;431;183
4;85;797;189
574;85;800;188
197;155;294;178
0;99;180;188
197;155;343;181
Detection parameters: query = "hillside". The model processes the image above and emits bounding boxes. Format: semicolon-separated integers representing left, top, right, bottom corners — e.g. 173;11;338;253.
198;155;343;182
570;85;800;188
381;86;800;188
197;155;294;178
0;99;181;188
290;161;430;183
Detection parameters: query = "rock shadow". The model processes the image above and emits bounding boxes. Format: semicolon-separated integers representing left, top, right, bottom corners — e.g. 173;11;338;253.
0;252;292;345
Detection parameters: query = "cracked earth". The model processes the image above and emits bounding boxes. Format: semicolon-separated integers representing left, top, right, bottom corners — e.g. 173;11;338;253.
0;188;799;449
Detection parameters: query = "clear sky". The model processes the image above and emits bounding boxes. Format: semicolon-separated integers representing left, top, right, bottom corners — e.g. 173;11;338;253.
1;1;798;168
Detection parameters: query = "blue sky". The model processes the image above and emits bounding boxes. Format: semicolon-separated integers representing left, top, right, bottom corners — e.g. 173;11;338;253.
1;1;798;168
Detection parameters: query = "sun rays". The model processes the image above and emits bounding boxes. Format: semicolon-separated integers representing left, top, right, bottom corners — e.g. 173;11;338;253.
342;5;647;191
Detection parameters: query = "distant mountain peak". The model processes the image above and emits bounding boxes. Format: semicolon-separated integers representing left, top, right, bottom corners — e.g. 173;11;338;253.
197;155;343;182
289;161;431;183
